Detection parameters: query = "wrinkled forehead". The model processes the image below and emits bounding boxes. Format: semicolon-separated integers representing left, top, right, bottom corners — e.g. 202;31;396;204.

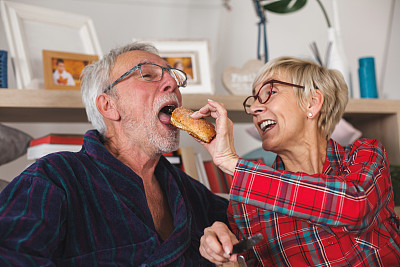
110;50;168;79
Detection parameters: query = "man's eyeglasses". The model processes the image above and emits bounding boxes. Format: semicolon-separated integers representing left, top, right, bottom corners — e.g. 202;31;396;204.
243;79;305;115
103;62;188;93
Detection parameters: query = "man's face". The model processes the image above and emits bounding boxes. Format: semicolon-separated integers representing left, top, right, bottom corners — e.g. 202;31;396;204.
110;50;183;153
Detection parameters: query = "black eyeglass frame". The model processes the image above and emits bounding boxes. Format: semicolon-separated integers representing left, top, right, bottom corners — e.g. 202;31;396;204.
243;79;305;115
103;62;187;93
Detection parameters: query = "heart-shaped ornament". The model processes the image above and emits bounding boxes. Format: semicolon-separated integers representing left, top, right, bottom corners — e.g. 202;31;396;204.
222;59;264;95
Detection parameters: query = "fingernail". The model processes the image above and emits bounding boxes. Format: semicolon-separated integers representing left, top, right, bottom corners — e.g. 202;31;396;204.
224;247;231;256
190;111;199;117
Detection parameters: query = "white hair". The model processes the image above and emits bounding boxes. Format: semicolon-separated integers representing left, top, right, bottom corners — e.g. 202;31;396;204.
80;42;159;136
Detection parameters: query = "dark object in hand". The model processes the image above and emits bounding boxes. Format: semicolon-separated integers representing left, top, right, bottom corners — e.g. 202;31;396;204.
231;233;263;254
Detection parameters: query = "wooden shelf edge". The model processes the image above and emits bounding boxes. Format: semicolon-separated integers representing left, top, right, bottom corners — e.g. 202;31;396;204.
1;89;400;112
346;98;400;114
0;89;83;108
1;89;400;123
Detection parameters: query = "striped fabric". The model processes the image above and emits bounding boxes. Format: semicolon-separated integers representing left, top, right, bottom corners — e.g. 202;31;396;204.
229;138;400;266
0;130;228;266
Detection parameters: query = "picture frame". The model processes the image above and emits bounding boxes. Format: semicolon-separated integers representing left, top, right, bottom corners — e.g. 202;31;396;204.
0;0;102;89
134;39;215;94
42;50;98;90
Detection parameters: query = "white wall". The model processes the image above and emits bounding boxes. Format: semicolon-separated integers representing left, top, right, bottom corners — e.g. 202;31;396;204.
0;0;399;181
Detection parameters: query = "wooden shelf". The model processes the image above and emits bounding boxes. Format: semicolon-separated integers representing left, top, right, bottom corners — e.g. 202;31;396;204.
1;89;399;164
0;89;86;122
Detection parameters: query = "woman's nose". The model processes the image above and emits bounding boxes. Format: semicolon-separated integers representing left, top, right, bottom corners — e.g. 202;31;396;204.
249;100;266;115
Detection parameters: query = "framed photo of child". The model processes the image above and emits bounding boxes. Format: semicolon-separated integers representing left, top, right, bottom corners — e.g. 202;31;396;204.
133;39;214;94
42;50;98;90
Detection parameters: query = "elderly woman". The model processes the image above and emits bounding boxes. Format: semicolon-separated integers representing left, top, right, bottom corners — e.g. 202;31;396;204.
195;57;400;266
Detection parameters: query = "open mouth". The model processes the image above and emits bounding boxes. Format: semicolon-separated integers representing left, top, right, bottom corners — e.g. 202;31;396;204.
259;120;276;132
160;105;175;116
158;104;177;125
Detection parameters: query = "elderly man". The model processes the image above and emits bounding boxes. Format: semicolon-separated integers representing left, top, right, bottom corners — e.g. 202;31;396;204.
0;42;228;266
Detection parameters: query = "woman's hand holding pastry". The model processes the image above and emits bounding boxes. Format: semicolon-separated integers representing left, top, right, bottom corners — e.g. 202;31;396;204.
191;99;239;175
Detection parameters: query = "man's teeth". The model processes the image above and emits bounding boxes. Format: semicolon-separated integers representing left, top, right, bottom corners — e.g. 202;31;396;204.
260;120;276;131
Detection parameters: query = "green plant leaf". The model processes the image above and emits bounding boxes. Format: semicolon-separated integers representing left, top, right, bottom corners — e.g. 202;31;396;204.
261;0;307;14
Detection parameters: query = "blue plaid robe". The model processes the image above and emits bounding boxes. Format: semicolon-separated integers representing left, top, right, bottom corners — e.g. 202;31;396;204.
0;130;228;266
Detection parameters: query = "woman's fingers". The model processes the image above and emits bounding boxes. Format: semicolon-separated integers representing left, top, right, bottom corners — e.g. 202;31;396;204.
191;100;239;174
190;99;225;119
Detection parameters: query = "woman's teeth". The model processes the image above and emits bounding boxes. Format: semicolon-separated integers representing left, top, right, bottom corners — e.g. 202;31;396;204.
260;120;276;131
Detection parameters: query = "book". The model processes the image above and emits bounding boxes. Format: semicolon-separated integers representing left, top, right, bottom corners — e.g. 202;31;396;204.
27;143;82;160
163;150;181;165
178;147;199;181
203;160;234;194
0;50;7;88
218;168;232;193
203;160;224;193
164;155;181;165
194;153;210;190
162;151;174;157
30;133;84;147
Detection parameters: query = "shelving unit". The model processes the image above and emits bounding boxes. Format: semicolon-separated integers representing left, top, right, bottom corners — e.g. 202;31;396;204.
1;89;400;164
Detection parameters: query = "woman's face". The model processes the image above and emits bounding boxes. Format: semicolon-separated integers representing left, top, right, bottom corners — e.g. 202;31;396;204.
251;72;307;154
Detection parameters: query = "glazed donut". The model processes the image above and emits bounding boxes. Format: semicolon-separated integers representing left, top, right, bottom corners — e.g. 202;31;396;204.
170;107;216;143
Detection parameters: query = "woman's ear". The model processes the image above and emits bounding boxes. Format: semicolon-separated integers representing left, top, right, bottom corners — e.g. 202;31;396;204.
96;94;120;121
307;89;324;118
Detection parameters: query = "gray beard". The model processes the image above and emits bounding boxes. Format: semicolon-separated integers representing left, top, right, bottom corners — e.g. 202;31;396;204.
147;123;180;154
122;94;180;154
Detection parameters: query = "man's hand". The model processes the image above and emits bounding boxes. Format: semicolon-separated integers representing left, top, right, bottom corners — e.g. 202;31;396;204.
200;221;239;265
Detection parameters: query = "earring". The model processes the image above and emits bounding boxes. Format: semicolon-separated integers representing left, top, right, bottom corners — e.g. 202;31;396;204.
307;112;313;118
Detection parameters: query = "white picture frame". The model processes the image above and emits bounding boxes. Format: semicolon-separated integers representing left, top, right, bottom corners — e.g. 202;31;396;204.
0;0;102;89
134;39;215;94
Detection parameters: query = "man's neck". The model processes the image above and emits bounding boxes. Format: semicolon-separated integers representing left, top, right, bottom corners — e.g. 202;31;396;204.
103;129;174;240
104;130;159;178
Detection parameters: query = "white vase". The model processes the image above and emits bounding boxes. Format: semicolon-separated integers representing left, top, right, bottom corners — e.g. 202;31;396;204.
326;27;353;98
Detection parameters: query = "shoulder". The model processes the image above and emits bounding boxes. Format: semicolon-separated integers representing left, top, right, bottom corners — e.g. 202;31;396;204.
348;138;387;157
35;150;83;166
338;138;389;169
3;159;68;201
22;150;87;187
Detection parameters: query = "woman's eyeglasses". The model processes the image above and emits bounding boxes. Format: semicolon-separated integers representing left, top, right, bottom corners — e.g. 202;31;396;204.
243;79;305;115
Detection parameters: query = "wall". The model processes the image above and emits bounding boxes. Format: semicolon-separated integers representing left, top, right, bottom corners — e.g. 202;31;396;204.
0;0;399;181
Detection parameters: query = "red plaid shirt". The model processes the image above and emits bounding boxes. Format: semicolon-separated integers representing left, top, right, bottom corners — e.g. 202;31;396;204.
228;138;400;266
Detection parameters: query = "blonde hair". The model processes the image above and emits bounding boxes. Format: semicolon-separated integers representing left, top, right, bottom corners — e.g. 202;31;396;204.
253;56;348;139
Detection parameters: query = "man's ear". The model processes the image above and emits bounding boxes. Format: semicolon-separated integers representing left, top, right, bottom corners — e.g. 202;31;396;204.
96;94;120;121
307;89;324;117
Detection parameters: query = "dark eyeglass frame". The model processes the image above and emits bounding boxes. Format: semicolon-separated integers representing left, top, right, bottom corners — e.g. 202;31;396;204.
243;79;305;115
103;62;187;93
